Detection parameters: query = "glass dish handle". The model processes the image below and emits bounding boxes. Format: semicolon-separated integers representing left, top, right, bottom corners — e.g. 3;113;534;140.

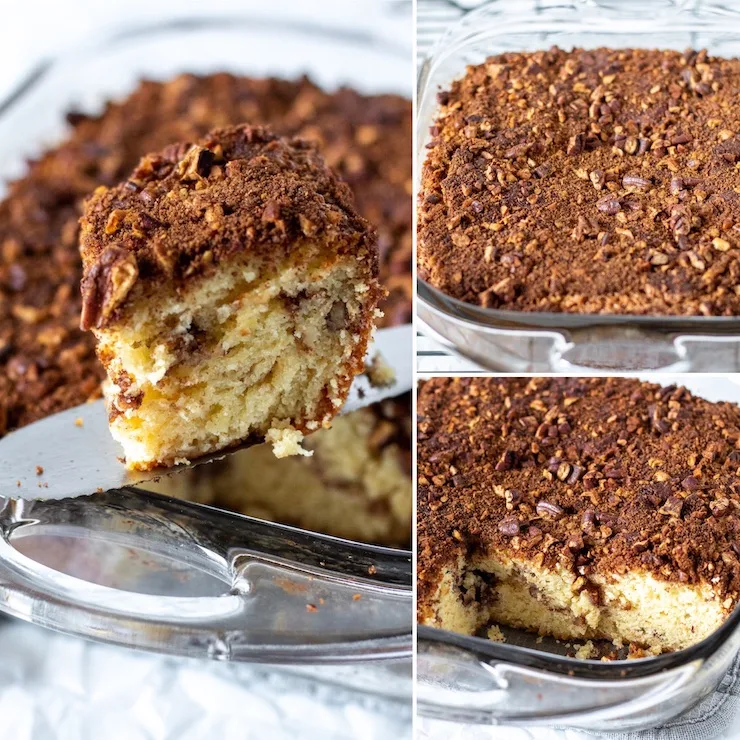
0;488;412;662
549;327;692;373
417;639;702;726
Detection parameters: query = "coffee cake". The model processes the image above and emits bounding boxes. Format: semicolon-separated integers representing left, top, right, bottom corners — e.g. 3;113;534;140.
0;73;410;445
419;47;740;315
79;125;381;469
418;377;740;654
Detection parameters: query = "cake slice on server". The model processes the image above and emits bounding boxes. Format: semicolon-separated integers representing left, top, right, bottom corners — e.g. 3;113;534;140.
79;125;383;470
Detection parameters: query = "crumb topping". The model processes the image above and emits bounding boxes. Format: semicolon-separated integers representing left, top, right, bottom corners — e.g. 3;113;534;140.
79;124;378;329
419;47;740;315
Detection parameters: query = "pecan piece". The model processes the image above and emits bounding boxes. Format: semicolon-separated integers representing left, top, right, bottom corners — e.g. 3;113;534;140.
622;175;652;191
495;450;517;471
710;498;731;518
80;246;139;330
536;500;565;520
498;516;521;537
177;145;216;181
659;496;684;518
596;194;621;215
567;133;585;156
566;464;583;484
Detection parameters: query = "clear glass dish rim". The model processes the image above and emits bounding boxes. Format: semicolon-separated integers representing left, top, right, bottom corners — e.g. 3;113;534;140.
416;0;740;334
419;278;740;333
0;485;413;663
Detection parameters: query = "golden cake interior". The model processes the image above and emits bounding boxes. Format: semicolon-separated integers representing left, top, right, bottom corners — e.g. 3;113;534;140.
429;551;726;655
97;249;374;470
146;404;412;547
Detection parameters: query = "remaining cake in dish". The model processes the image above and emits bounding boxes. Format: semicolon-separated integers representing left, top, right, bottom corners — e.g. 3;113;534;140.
419;47;740;315
418;377;740;654
79;125;382;470
147;394;412;547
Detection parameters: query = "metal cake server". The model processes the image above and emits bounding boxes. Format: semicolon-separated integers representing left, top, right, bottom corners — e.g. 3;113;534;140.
0;324;413;501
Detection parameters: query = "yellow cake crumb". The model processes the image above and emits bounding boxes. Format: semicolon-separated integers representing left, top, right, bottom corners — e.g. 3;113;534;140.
487;625;505;642
574;641;597;660
266;422;313;459
366;352;396;388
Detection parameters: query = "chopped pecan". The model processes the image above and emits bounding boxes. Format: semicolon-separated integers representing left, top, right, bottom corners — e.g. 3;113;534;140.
80;246;139;330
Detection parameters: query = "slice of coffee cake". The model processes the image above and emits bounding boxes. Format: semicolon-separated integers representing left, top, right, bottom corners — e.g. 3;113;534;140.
418;377;740;654
79;125;382;470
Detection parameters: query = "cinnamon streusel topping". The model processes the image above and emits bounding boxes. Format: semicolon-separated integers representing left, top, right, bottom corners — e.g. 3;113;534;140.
79;125;378;329
419;47;740;315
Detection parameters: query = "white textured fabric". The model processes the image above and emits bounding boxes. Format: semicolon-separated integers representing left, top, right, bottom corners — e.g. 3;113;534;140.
0;621;411;740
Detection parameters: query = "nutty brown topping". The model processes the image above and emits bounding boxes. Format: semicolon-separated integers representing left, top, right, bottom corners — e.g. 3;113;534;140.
79;125;379;328
419;47;740;315
80;246;139;330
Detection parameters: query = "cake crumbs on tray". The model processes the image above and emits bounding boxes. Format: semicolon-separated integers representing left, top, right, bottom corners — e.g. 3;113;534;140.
35;465;44;475
306;604;318;613
487;625;505;642
574;641;598;660
74;418;84;427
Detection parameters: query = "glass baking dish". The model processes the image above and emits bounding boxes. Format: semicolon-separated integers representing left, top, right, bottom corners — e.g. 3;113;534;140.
416;373;740;731
0;8;413;702
416;0;740;372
